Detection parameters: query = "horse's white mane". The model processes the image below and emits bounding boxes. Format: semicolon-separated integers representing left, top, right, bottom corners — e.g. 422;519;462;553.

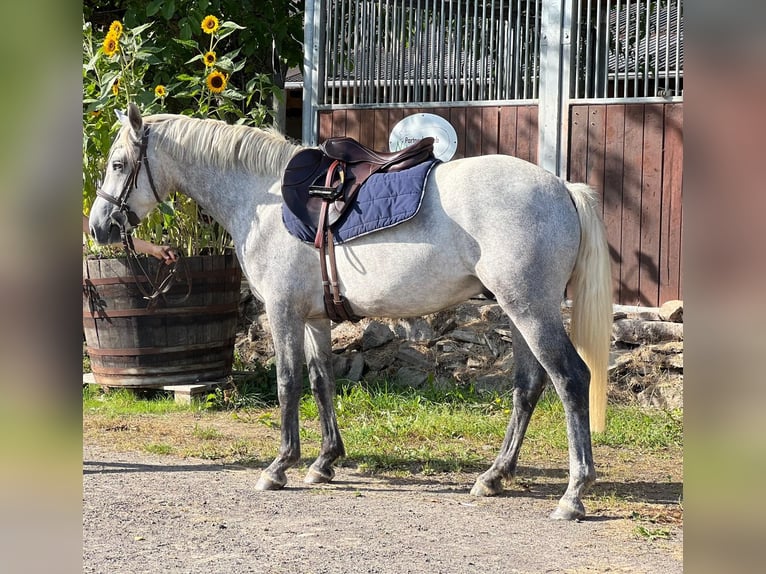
134;114;302;176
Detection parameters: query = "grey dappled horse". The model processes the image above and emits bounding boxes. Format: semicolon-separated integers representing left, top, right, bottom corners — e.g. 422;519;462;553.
89;104;612;520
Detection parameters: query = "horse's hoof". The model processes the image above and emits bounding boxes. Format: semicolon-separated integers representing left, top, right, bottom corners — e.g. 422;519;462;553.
470;478;502;497
549;501;586;521
255;471;287;491
304;464;335;484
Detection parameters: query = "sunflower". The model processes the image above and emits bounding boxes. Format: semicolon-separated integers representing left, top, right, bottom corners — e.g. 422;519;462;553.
102;34;119;57
206;70;227;93
154;85;167;98
108;20;123;39
203;51;217;67
111;78;120;96
201;15;219;35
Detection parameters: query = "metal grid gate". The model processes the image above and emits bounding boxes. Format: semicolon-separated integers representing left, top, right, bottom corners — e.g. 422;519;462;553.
318;0;543;106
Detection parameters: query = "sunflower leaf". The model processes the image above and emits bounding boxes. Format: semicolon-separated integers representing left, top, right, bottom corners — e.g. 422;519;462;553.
129;22;154;37
145;0;163;17
173;38;199;50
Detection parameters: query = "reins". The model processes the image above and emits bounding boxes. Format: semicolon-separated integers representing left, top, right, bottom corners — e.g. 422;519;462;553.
120;229;192;308
99;125;192;307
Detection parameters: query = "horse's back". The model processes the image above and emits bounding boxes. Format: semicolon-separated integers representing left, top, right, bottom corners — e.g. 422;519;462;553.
431;154;581;251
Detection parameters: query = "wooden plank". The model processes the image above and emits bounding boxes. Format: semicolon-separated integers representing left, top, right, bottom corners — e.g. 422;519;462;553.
387;108;406;141
318;111;333;143
517;106;533;163
586;106;606;216
620;103;646;305
498;106;518;157
516;106;531;162
345;109;361;141
638;104;665;306
331;110;347;138
481;106;499;155
357;109;375;148
568;104;588;184
660;103;684;303
450;107;467;160
464;107;482;158
373;108;389;151
603;104;626;303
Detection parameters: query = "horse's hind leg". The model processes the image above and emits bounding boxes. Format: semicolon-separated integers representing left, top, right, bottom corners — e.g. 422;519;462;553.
478;304;596;520
302;319;346;483
471;322;547;497
520;310;595;520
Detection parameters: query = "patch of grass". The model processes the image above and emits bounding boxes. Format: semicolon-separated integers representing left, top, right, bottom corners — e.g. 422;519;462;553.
83;384;191;415
83;379;682;477
596;406;683;449
191;424;223;440
144;443;174;455
634;524;673;541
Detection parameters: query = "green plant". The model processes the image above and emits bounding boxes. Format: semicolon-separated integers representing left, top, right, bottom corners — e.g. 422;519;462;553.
82;12;278;256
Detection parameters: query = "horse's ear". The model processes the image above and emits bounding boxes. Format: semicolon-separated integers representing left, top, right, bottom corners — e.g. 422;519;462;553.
126;102;144;138
115;109;128;125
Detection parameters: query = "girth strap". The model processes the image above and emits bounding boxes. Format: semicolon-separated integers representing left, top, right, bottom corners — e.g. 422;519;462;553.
314;162;363;323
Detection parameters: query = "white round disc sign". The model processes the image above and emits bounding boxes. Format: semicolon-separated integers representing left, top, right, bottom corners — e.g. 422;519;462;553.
389;113;458;162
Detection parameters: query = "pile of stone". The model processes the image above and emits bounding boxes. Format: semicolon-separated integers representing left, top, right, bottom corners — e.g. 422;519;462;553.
236;288;683;409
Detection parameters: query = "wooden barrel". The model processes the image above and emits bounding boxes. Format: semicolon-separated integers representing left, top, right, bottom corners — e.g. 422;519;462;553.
82;254;242;387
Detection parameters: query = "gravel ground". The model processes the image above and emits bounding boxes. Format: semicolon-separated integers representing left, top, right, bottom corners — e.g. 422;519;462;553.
83;443;682;574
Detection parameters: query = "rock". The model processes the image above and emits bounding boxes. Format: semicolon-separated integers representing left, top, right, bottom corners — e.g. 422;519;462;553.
364;345;399;372
396;367;430;388
392;317;436;342
332;354;350;378
447;329;485;345
395;344;433;369
473;373;510;395
345;351;365;381
659;300;683;323
362;321;395;350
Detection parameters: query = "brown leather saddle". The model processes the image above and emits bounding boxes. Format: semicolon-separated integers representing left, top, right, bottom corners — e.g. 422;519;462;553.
282;136;435;323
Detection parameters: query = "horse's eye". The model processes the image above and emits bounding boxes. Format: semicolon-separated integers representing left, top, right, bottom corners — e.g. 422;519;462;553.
112;160;124;171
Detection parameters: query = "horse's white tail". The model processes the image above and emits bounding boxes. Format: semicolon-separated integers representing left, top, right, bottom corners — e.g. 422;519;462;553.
566;183;613;433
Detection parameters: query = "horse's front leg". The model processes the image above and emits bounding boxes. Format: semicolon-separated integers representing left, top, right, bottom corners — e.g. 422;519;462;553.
303;319;346;483
255;308;306;491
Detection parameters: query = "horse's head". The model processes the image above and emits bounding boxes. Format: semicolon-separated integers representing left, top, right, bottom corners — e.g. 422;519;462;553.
88;103;164;244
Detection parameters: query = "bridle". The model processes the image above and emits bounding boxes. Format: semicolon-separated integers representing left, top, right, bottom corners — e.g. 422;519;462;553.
96;127;162;232
95;126;191;306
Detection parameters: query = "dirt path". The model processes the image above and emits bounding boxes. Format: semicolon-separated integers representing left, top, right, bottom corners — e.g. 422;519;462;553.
83;442;682;573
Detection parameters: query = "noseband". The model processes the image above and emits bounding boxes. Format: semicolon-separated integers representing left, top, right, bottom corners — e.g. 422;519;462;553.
96;128;162;230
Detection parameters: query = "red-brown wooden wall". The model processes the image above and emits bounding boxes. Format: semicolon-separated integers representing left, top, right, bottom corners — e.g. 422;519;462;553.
568;103;683;306
317;102;682;306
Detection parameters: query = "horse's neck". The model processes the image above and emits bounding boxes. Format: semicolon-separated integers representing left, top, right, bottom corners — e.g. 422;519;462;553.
187;169;281;245
152;117;299;248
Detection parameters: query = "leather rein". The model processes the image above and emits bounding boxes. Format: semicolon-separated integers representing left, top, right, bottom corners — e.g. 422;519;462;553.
95;127;190;306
